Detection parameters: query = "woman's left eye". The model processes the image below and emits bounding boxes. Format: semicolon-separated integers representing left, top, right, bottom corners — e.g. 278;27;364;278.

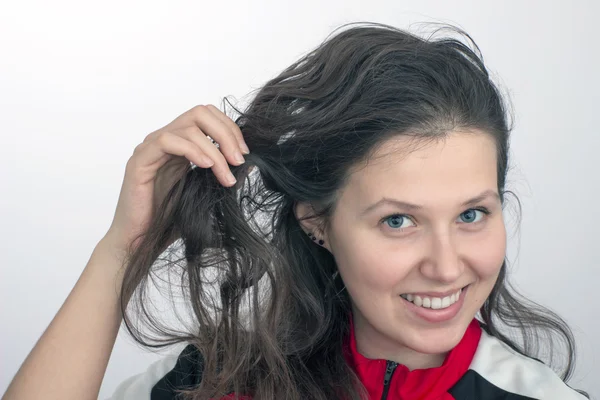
458;208;488;224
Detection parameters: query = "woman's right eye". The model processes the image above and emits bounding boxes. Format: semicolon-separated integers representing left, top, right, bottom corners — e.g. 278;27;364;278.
381;214;415;230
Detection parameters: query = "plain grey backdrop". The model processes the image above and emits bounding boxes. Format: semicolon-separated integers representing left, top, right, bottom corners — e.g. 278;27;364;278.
1;0;597;398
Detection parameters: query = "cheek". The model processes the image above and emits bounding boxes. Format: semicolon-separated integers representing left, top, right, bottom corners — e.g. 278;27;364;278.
467;220;507;278
331;229;413;293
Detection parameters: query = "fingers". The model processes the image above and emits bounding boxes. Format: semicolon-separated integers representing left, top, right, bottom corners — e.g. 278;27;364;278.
137;104;250;188
178;126;238;186
147;131;238;187
185;105;247;168
205;104;250;154
131;132;213;179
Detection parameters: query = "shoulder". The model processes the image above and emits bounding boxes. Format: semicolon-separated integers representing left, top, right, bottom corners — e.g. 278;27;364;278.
459;328;587;400
105;343;204;400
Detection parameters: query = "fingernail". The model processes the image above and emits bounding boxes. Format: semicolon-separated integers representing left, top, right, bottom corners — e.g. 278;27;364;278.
227;171;237;185
234;152;245;164
240;143;250;154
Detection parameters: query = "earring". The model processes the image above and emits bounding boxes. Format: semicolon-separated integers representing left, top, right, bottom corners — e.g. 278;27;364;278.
306;231;325;246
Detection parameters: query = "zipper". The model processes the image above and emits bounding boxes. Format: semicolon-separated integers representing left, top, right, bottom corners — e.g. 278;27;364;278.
380;360;398;400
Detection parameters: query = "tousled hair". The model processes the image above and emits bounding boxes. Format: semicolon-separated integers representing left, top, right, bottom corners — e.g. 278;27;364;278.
118;22;588;399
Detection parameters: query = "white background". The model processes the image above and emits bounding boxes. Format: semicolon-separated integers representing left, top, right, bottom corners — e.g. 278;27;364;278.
1;0;597;398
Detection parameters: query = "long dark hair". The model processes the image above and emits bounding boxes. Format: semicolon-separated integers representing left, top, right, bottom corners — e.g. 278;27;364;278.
118;22;588;399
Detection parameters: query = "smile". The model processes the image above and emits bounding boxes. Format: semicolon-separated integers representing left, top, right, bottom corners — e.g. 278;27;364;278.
400;288;463;310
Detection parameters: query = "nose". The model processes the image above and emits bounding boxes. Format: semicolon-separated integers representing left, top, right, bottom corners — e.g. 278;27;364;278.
419;229;464;284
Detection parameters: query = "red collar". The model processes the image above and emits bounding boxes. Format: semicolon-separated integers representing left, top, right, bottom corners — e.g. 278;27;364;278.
344;317;482;400
219;318;482;400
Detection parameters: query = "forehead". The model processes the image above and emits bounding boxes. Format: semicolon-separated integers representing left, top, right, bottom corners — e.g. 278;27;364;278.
340;131;498;209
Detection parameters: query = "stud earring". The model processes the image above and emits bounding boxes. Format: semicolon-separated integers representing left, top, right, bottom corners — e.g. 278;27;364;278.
306;231;325;246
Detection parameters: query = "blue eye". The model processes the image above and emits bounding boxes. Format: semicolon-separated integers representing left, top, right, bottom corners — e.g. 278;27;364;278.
458;208;488;223
381;208;490;231
383;215;415;230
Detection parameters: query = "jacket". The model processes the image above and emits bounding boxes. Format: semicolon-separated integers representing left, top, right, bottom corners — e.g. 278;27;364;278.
106;319;586;399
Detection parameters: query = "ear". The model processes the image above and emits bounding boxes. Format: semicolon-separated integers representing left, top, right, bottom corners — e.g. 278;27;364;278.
294;201;331;251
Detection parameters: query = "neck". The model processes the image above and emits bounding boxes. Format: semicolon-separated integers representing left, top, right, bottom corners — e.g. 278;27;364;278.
351;309;447;371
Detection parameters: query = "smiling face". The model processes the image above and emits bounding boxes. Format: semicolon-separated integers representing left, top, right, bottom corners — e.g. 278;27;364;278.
314;130;506;367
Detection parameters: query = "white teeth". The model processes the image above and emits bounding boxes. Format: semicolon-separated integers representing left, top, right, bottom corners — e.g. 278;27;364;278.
413;296;423;307
441;296;450;308
401;288;462;310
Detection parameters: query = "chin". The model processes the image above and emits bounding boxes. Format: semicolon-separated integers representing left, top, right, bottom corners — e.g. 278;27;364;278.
407;334;461;355
401;317;473;354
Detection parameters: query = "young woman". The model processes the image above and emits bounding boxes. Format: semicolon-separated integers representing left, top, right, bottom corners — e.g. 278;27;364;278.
4;23;590;400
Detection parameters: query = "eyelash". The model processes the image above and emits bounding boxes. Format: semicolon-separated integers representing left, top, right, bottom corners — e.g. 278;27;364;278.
379;207;492;231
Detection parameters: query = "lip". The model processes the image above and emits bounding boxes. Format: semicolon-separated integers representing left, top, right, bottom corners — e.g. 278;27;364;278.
400;285;469;323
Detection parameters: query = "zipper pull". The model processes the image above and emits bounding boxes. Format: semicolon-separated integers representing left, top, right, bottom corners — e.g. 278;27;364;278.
383;360;398;385
381;360;399;400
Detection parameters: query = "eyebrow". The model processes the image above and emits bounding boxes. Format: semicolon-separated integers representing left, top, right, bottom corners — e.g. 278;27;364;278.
360;190;500;216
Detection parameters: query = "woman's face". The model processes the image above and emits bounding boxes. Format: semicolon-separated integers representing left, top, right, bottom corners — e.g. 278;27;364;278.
322;131;506;363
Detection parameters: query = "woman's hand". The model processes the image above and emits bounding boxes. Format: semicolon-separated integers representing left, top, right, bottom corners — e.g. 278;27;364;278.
105;104;250;253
